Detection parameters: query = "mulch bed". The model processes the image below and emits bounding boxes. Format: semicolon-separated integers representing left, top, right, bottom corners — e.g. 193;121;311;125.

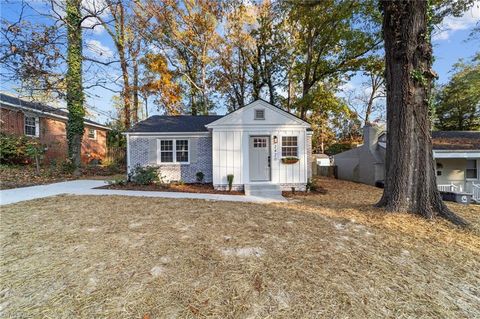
98;182;245;195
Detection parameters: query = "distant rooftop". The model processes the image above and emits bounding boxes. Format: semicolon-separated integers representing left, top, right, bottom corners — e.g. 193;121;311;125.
431;131;480;150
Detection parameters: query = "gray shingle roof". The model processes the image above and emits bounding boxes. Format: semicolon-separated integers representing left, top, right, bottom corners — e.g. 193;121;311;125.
127;115;224;133
431;131;480;150
0;93;108;128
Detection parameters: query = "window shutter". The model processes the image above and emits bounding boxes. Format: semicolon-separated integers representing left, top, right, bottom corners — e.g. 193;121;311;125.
189;138;197;163
148;139;158;165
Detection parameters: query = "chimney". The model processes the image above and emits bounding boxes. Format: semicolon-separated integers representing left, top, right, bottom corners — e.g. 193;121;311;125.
363;124;382;150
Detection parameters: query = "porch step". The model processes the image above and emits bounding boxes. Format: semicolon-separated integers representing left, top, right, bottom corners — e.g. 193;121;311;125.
244;184;282;197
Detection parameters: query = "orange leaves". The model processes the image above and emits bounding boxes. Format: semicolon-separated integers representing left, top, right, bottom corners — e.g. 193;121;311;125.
143;54;182;114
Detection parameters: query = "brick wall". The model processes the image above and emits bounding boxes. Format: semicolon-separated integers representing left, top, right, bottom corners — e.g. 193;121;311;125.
0;108;24;135
41;117;68;164
81;128;107;164
129;136;213;183
1;106;107;165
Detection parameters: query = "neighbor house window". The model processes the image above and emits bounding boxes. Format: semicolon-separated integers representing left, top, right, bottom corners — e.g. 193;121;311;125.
282;136;298;157
436;162;443;176
24;116;39;137
254;109;265;120
466;159;478;179
88;128;96;139
160;139;189;163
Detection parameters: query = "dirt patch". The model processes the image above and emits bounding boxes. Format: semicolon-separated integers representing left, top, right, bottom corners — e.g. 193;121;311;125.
98;182;244;195
282;186;328;197
0;165;75;189
1;177;479;318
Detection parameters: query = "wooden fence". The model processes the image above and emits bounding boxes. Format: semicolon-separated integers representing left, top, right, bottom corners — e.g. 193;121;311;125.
312;163;337;178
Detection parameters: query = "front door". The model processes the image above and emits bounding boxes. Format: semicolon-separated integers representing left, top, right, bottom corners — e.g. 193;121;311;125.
249;136;271;181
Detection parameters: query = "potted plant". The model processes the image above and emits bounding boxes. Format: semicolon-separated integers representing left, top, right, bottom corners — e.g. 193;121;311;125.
281;157;299;164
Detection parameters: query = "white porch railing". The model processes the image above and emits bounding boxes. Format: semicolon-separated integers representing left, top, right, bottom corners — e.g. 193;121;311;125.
438;183;459;192
473;183;480;203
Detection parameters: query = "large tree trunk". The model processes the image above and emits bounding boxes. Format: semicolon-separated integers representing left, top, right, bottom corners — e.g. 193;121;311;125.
66;0;85;173
377;1;467;226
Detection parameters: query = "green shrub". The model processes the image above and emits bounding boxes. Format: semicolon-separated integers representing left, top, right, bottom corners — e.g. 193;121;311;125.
129;165;160;185
108;177;127;186
0;132;29;164
306;178;317;193
61;160;76;174
196;171;204;183
227;174;234;191
0;132;46;168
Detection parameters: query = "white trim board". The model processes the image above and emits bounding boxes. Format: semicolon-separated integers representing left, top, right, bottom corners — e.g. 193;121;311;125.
434;151;480;159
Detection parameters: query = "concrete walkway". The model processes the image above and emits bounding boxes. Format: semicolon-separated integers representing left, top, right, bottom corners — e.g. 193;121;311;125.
0;180;287;206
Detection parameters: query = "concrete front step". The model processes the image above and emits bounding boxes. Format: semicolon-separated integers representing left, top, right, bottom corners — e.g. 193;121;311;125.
244;184;282;197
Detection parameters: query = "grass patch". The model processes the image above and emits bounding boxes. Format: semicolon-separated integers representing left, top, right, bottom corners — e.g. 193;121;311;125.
1;177;479;318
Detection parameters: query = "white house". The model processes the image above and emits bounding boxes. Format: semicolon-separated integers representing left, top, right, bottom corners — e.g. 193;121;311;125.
125;100;313;195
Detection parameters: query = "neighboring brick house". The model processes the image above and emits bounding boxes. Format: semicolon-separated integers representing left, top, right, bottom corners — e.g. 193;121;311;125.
0;93;110;165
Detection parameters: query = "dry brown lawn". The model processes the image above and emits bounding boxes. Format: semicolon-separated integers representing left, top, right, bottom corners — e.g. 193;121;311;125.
1;177;479;318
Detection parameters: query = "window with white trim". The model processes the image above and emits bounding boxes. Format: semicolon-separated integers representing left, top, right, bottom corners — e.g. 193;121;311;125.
176;139;189;162
88;128;96;139
282;136;298;157
24;116;39;137
160;139;189;163
466;159;478;179
254;109;265;120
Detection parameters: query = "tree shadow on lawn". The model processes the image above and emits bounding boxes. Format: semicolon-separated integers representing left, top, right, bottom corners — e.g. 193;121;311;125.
278;177;480;255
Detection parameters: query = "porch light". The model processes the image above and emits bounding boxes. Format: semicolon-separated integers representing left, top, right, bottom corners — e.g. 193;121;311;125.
273;136;278;144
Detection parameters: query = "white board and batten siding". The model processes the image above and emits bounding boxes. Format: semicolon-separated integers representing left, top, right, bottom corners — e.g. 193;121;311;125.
206;100;312;188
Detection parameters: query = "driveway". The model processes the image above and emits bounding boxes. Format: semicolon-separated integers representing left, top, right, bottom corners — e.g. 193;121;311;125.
0;180;286;205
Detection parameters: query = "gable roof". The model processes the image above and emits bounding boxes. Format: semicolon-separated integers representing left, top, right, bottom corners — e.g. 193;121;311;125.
0;93;109;130
205;99;311;128
431;131;480;150
127;115;223;133
127;99;311;133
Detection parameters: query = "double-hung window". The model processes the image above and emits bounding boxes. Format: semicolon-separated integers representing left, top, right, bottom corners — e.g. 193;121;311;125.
24;116;39;137
159;139;189;163
88;128;96;139
466;159;478;179
282;136;298;157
